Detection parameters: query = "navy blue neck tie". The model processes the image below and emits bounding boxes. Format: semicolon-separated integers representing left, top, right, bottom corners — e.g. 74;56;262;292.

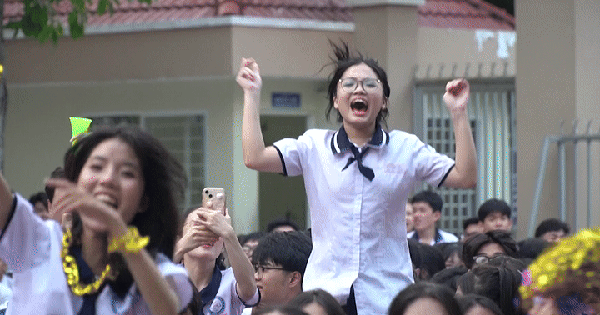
342;145;374;181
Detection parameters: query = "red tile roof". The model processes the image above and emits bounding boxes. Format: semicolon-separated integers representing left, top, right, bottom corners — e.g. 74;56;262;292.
4;0;513;31
418;0;515;30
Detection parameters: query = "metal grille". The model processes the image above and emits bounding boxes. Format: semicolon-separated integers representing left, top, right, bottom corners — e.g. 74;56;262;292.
414;80;516;235
90;115;205;213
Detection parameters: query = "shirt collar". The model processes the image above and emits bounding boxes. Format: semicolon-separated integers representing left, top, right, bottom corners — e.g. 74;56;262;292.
199;265;222;307
411;229;443;244
330;124;389;154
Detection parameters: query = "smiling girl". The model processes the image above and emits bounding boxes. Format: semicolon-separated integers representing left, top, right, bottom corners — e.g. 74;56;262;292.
237;43;477;315
0;127;192;314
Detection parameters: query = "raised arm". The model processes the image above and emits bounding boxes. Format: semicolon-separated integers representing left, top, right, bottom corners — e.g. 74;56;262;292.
196;207;257;302
237;58;283;173
0;174;13;232
441;79;478;189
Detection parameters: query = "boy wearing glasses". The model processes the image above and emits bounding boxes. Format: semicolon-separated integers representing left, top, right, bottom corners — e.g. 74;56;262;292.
243;231;312;315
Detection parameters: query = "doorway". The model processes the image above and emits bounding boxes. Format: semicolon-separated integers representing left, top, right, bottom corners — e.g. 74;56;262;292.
258;115;308;231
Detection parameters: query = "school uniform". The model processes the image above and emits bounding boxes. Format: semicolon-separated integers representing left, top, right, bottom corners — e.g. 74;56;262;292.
407;229;459;245
0;194;193;315
195;266;260;315
273;126;454;315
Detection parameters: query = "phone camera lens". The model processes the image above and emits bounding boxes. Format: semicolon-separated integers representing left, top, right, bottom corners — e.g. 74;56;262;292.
208;194;213;198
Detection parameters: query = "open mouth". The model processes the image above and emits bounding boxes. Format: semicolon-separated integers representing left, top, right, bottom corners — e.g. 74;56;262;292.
350;100;368;114
96;194;118;209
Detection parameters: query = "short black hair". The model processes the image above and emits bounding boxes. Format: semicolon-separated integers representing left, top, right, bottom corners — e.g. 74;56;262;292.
239;231;266;246
408;239;445;280
28;191;48;208
462;231;518;269
44;167;65;202
388;282;461;315
477;199;512;222
410;190;444;213
463;217;480;231
456;294;504;315
266;218;299;233
252;231;312;276
517;238;549;260
534;218;570;238
431;265;468;292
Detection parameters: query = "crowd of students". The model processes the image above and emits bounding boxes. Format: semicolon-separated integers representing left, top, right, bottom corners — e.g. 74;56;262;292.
0;41;595;315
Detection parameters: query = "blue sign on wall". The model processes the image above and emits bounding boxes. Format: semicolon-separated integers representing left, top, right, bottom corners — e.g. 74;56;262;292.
272;93;301;108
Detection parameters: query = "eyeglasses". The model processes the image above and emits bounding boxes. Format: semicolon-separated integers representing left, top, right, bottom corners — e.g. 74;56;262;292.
253;265;287;274
473;253;507;265
338;77;382;93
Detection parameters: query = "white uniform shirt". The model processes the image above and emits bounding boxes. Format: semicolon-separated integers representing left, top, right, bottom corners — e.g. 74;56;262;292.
0;194;193;315
273;127;454;315
407;229;459;246
200;267;260;315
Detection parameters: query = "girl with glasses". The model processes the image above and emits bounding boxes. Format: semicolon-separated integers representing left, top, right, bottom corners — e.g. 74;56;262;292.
237;42;477;315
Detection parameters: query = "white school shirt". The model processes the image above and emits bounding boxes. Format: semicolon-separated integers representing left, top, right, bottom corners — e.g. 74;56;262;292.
0;194;193;315
273;127;454;315
407;229;459;246
199;267;260;315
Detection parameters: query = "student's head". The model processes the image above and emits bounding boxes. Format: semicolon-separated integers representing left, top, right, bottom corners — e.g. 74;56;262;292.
462;231;517;269
252;231;313;307
534;218;569;243
28;191;49;219
408;239;446;281
326;41;390;126
181;208;226;269
431;266;469;293
462;217;483;240
388;282;462;315
410;190;443;233
267;218;299;233
405;203;414;233
438;242;464;269
477;199;512;233
239;231;266;262
457;265;522;315
65;126;185;259
288;289;345;315
456;294;504;315
517;237;549;260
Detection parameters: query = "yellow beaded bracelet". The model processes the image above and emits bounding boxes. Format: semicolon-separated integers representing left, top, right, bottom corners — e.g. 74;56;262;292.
108;227;149;254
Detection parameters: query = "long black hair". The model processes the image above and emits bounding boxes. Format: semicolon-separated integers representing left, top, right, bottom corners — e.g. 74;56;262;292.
65;126;185;296
325;40;391;125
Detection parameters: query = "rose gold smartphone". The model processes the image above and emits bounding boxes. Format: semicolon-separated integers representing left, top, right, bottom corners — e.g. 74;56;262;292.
202;187;226;215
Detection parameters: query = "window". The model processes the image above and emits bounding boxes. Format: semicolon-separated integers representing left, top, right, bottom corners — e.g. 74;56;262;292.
90;114;206;213
414;80;516;234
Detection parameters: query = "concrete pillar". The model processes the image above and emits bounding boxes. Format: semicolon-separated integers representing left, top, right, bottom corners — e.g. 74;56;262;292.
346;0;424;132
516;0;600;238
